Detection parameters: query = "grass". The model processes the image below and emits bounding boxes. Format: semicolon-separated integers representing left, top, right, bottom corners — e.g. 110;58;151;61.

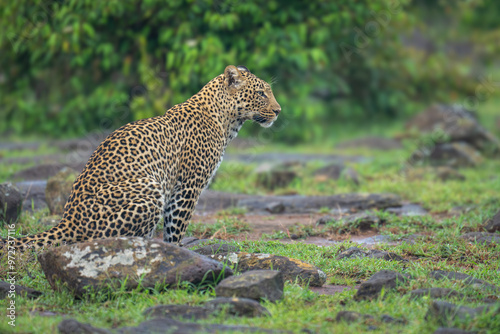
0;98;499;333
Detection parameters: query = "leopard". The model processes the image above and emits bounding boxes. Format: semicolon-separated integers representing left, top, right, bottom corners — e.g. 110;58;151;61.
3;65;280;251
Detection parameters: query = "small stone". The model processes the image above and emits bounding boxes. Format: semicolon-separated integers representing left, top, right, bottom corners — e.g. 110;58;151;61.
230;252;326;287
317;212;381;232
430;270;498;291
460;232;500;246
143;304;212;320
255;163;297;190
0;182;23;224
336;247;367;260
433;328;478;334
193;243;240;256
215;270;284;302
380;314;407;325
0;280;42;300
355;270;410;301
484;210;500;233
290;234;299;240
335;311;374;323
45;167;78;215
266;201;285;214
205;297;271;317
409;288;465;300
425;300;499;325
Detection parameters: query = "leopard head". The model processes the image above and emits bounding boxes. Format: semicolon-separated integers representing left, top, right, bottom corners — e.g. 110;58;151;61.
223;65;281;128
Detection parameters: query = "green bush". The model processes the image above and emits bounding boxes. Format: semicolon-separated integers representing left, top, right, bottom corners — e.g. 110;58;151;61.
0;0;491;142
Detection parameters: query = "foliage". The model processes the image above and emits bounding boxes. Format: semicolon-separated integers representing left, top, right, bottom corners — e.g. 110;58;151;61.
0;0;493;142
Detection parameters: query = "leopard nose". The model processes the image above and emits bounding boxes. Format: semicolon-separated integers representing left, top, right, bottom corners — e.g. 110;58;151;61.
273;108;281;115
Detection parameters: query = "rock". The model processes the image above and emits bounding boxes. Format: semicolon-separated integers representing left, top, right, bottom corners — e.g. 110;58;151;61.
355;270;410;301
265;201;285;214
410;142;483;168
433;328;478;334
380;314;407;325
205;297;271;317
409;288;465;300
336;136;403;151
215;270;284;302
58;319;110;334
425;300;499;325
228;252;326;287
14;180;48;212
0;280;43;300
430;270;498;291
59;318;290;334
38;237;232;297
39;215;62;227
336;247;406;262
45;167;78;215
181;237;210;248
316;212;381;232
255;163;298;190
193;243;240;256
386;204;428;217
238;193;402;214
143;304;212;320
484;210;500;233
403;167;466;182
0;182;23;224
405;104;500;156
312;164;360;185
460;232;500;246
335;310;374;323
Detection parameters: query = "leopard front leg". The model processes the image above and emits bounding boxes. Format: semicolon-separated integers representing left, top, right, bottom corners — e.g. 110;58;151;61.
163;184;201;244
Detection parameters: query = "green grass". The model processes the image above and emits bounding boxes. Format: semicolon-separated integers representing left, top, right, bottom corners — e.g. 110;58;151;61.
1;98;500;333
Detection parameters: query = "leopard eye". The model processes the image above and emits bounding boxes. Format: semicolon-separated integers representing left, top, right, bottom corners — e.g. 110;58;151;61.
258;91;267;98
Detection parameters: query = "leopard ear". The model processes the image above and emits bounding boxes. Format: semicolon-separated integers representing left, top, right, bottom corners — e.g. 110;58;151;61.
224;65;245;93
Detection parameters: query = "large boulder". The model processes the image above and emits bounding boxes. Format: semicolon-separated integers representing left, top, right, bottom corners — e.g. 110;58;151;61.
45;167;79;215
0;183;23;224
215;270;284;302
38;237;232;297
228;252;326;287
406;104;500;156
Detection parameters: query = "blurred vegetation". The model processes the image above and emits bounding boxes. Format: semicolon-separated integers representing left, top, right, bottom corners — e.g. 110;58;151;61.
0;0;499;142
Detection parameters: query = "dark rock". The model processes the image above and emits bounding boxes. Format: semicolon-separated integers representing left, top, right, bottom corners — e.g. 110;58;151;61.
229;252;326;287
14;180;48;212
39;215;62;227
366;250;407;262
143;304;212;320
484;210;500;233
290;233;299;240
266;201;285;214
45;167;78;215
336;247;406;262
380;314;407;325
433;328;478;334
238;193;401;214
460;232;500;246
205;297;271;317
38;237;232;297
386;204;429;217
193;243;240;256
312;164;360;185
317;212;381;232
58;319;111;334
59;318;290;334
0;280;43;300
355;270;410;301
255;163;297;190
410;142;483;168
425;300;499;325
405;104;500;156
215;270;284;302
430;270;498;291
409;288;465;300
336;136;403;151
0;183;23;224
335;310;374;323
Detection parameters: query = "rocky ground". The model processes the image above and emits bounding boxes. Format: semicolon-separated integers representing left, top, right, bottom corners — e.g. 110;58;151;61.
0;105;499;333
